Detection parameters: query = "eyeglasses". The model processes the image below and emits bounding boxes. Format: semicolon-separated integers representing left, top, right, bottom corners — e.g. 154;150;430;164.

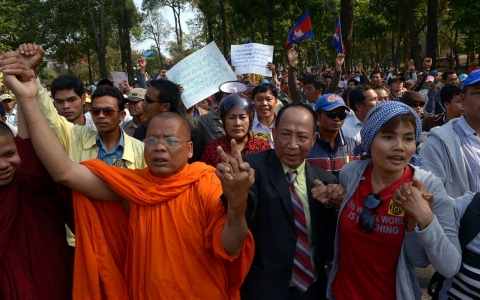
358;194;383;233
91;107;120;117
464;91;480;98
145;137;189;148
324;111;348;120
145;96;163;104
409;102;425;108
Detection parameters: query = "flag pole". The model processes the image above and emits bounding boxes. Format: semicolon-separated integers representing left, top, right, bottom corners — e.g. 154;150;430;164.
312;35;321;73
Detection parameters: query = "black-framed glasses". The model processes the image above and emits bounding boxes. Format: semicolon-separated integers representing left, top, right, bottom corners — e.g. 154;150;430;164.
324;111;348;120
145;137;190;148
358;193;383;233
91;107;120;117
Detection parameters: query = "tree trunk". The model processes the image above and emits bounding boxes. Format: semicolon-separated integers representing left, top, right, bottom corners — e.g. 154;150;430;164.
176;1;183;48
405;0;421;69
426;0;438;69
394;2;404;68
90;1;107;79
219;0;228;57
266;0;274;46
340;0;354;70
374;33;379;67
87;51;93;84
123;6;134;84
207;18;214;43
453;29;459;72
255;17;265;44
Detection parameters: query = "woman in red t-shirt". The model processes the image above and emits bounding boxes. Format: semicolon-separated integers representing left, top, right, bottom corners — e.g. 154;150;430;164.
327;101;461;300
200;94;270;166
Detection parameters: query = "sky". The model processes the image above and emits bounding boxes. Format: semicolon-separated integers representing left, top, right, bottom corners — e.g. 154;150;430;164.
132;0;194;56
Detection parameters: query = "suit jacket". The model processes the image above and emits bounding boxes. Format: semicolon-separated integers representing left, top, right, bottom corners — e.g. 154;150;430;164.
241;149;337;300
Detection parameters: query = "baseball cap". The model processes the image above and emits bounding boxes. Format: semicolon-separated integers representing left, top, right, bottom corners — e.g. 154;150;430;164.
458;73;468;83
462;69;480;90
0;94;13;102
401;91;425;106
429;70;438;76
387;73;405;85
337;81;347;89
97;78;114;87
126;88;147;101
426;76;434;83
314;93;350;112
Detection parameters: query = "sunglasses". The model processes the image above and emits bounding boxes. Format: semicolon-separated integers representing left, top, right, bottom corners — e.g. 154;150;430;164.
324;111;348;120
358;194;383;233
145;96;163;104
91;107;120;117
410;102;425;108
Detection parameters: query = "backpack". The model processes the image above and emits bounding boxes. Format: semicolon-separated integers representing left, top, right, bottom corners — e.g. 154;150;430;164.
427;192;480;299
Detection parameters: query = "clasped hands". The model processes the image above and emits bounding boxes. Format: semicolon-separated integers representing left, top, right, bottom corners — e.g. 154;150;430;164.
392;178;435;230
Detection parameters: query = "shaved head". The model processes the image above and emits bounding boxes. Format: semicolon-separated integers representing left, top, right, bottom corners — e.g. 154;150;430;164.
148;112;191;140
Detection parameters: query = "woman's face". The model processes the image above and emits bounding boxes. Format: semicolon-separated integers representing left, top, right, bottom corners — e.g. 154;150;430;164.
370;121;416;176
225;106;250;141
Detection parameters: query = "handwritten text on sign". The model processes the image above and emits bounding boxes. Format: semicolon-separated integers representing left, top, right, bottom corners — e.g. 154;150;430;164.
231;43;274;77
166;41;236;109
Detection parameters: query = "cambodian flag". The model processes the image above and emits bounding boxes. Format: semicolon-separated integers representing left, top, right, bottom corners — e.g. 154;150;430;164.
285;11;313;49
332;18;346;54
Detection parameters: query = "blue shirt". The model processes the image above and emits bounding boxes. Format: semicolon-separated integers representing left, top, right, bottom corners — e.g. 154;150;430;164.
96;130;126;167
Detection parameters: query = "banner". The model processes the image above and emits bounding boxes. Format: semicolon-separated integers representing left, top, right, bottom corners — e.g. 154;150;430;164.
166;41;236;109
231;43;274;77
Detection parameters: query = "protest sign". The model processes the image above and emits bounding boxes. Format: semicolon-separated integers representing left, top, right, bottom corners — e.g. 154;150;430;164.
110;72;128;86
166;41;236;109
231;43;274;77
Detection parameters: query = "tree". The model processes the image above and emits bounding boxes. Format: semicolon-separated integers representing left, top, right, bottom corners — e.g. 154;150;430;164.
340;0;354;69
139;9;172;69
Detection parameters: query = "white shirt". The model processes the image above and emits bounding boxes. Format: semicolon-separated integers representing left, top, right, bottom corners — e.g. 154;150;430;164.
252;113;275;148
342;113;362;142
84;112;97;130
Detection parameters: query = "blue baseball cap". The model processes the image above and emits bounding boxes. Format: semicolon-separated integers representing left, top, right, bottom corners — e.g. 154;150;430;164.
462;69;480;90
314;93;350;112
430;70;438;76
458;73;468;83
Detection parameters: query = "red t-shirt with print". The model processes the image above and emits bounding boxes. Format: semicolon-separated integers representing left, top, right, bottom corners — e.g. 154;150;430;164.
332;163;413;299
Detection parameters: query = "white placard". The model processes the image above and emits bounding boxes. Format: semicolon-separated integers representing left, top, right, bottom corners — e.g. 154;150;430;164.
166;41;237;109
231;43;274;77
110;72;128;86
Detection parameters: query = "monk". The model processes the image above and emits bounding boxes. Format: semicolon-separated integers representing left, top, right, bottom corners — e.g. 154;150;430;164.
3;64;255;299
0;109;73;299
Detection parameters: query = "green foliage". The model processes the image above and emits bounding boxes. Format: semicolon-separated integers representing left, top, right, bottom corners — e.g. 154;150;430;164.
38;67;58;85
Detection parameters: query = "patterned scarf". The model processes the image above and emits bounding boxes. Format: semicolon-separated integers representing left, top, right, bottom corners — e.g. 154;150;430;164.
353;101;422;166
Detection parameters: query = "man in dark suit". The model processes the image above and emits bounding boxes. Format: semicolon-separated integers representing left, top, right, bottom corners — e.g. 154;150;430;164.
217;102;344;300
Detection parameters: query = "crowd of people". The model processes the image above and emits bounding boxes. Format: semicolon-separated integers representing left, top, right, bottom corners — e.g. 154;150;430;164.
0;42;479;300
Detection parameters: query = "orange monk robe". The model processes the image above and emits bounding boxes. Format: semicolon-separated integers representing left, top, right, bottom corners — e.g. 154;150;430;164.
72;159;255;300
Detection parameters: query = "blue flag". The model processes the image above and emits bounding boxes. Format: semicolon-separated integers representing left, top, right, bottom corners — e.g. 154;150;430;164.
332;18;346;54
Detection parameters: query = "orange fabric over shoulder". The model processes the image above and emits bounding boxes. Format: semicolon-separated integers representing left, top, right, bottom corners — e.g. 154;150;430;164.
72;159;254;300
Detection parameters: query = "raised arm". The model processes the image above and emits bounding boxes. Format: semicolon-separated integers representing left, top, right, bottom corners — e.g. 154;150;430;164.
138;56;147;89
215;139;254;256
8;44;77;147
325;53;345;94
287;48;301;103
1;59;121;202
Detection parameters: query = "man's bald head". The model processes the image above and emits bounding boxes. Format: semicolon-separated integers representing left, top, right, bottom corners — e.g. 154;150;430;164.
144;112;193;178
148;112;191;140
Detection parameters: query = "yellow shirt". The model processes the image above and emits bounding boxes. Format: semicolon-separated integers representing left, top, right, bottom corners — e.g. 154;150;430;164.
36;78;145;168
36;78;146;247
281;160;318;283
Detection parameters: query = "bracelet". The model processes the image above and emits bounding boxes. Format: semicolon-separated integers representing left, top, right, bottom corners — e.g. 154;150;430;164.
324;203;333;209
